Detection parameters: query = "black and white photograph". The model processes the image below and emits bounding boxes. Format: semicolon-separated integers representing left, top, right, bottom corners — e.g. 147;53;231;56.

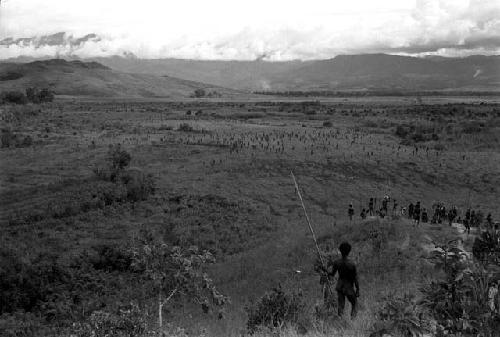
0;0;499;336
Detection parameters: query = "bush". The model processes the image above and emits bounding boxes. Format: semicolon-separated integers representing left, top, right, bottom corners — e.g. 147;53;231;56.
26;87;54;103
245;286;307;334
462;121;484;134
373;293;431;337
193;88;206;98
472;231;500;265
394;125;410;138
1;91;28;104
1;129;15;148
94;145;132;182
88;245;133;272
177;123;194;132
120;168;155;202
72;303;148;337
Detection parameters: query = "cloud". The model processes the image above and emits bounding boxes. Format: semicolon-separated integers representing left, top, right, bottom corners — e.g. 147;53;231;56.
0;0;499;60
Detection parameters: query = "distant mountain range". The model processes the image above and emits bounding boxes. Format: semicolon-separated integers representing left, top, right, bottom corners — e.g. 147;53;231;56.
90;54;500;92
1;32;499;93
0;59;237;98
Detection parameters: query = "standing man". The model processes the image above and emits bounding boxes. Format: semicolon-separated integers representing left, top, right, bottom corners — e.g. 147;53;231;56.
408;203;414;220
348;204;355;222
414;202;421;226
319;242;360;319
368;198;374;216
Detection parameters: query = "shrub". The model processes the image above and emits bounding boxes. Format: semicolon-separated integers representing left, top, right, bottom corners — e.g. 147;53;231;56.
177;123;194;132
72;303;148;337
373;293;431;337
394;125;410;138
131;233;228;328
108;145;131;173
94;145;132;182
462;121;484;134
88;245;133;272
472;231;500;265
120;168;155;202
38;88;54;103
193;88;206;98
25;87;54;103
1;129;15;148
245;286;307;334
1;91;28;105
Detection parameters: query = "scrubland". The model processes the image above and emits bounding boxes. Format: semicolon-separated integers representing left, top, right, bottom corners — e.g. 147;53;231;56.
0;97;499;336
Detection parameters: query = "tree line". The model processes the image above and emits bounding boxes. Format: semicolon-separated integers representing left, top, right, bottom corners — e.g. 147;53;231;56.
0;87;54;104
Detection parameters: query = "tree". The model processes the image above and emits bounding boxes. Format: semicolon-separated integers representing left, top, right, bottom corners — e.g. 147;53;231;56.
1;91;28;105
193;88;206;98
131;232;227;329
107;144;131;181
38;88;54;103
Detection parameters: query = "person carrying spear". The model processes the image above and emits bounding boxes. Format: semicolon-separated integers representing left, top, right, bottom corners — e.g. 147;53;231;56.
291;172;360;319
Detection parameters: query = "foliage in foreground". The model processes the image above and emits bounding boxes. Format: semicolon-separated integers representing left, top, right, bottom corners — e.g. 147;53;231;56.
245;285;308;334
422;238;500;336
132;231;228;328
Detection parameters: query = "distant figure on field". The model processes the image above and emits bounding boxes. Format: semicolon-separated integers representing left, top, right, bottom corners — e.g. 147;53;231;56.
360;208;367;220
486;213;493;229
392;199;398;216
408;203;414;220
381;197;388;214
319;242;360;318
421;208;428;223
368;198;374;216
348;204;354;222
413;202;421;226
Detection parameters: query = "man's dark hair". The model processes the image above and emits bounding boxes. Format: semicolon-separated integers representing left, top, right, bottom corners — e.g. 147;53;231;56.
339;241;351;257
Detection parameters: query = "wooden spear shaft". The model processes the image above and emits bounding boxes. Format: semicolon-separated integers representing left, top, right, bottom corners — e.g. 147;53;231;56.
291;171;334;292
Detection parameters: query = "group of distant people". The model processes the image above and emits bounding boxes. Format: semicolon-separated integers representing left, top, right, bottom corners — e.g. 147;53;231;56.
347;197;497;235
350;196;399;222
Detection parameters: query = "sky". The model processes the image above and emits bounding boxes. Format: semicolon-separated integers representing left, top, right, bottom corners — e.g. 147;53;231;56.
0;0;499;60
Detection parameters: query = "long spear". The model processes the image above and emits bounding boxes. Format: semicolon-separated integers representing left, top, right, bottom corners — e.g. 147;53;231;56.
291;171;334;295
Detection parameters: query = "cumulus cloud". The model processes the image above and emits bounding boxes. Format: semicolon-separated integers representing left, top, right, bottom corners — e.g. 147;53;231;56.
0;0;499;60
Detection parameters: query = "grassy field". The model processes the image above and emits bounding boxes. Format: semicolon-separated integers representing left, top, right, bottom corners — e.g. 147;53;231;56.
0;96;499;336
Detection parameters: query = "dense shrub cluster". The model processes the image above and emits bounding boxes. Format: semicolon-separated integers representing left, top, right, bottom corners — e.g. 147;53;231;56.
0;91;28;104
374;293;431;337
177;123;194;132
245;286;308;334
19;180;128;223
1;129;34;148
394;123;439;144
421;240;500;336
0;242;148;335
93;145;155;202
0;88;54;105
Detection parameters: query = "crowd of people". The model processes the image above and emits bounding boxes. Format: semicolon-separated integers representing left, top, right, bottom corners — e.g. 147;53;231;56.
349;196;497;235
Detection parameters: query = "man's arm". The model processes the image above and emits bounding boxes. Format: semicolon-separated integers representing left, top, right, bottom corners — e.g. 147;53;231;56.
329;260;338;279
353;265;360;297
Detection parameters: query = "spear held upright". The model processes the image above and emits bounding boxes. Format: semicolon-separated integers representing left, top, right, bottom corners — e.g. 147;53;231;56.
290;171;334;293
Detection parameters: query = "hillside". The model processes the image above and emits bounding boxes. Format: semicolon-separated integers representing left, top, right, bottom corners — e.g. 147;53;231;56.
0;59;237;98
88;54;500;91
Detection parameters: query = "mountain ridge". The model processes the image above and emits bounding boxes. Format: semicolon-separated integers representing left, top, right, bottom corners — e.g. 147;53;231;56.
0;59;238;98
2;53;499;92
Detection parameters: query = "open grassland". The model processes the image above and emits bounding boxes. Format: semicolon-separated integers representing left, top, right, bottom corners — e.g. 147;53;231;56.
0;97;499;336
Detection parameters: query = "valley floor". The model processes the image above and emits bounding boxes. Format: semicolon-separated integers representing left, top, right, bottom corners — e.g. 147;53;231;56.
0;97;499;336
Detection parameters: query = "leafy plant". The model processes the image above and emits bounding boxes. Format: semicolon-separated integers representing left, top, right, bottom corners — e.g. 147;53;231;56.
374;293;431;337
177;123;194;132
131;231;227;329
245;285;307;334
